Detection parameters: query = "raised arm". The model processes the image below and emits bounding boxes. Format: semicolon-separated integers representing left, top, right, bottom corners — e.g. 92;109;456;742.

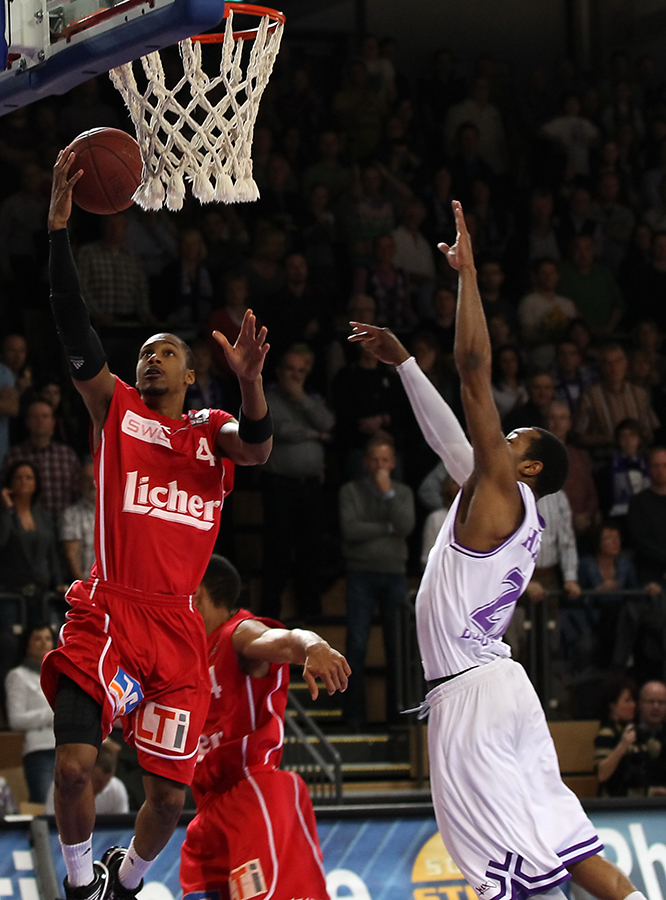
347;325;473;486
213;310;273;465
48;149;116;446
231;617;350;700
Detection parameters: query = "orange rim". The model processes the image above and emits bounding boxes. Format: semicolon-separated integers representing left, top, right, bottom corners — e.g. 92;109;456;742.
191;3;285;42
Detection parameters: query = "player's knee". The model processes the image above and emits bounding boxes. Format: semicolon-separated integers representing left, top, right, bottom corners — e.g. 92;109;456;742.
145;778;186;824
54;746;97;793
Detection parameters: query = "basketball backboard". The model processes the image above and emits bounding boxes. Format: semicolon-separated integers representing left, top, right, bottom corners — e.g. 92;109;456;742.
0;0;225;113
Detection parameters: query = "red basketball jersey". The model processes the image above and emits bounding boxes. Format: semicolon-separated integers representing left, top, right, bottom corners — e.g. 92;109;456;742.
193;609;289;801
92;377;234;596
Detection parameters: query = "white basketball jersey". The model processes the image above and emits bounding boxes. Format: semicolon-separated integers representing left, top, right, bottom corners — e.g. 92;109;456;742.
417;481;544;679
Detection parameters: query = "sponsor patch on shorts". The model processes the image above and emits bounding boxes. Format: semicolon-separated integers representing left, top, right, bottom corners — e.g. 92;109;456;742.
229;860;267;900
135;701;190;753
108;668;144;717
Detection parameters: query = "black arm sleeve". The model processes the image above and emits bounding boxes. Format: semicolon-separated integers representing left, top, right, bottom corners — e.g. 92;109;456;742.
49;228;107;381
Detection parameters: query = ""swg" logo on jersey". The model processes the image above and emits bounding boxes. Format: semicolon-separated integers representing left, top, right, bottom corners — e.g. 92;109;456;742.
136;702;190;752
108;667;144;718
121;410;172;448
122;470;221;530
229;860;267;900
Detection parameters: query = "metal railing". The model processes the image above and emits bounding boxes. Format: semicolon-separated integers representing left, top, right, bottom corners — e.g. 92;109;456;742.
282;690;343;804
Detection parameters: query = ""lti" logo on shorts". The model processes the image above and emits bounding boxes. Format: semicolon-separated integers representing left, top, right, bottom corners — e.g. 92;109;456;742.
229;860;267;900
135;702;190;753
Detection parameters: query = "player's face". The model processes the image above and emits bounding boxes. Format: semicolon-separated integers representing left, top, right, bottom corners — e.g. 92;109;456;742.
136;334;194;397
505;428;538;464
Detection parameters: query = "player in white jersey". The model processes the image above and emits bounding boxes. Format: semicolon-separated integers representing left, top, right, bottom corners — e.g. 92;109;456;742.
349;201;646;900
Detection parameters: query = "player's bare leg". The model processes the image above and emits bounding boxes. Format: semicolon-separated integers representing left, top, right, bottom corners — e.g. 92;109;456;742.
104;774;187;898
54;744;99;842
568;855;645;900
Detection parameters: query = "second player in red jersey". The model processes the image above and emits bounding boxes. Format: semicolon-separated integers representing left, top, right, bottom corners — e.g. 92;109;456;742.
44;148;273;900
180;555;351;900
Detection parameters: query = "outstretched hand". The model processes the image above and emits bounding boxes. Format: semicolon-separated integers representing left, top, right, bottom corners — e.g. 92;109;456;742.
212;310;269;382
437;200;475;271
348;322;410;367
48;148;83;231
302;641;351;700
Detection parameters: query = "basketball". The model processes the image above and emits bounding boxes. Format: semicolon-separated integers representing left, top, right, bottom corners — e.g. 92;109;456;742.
69;127;143;215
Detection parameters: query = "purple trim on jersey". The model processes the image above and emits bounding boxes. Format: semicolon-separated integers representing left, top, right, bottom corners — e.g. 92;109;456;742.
485;852;571;900
557;835;604;864
451;483;541;559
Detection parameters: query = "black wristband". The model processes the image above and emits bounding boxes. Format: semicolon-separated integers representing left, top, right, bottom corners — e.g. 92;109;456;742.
238;408;273;444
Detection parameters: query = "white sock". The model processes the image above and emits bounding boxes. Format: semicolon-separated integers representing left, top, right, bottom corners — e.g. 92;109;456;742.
118;837;153;890
624;892;647;900
60;836;94;888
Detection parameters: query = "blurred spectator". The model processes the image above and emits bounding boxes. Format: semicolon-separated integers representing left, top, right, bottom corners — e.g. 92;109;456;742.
2;333;34;447
185;340;232;414
420;286;457;356
642;136;666;210
276;66;323;135
261;344;334;621
552;339;598;415
0;461;65;621
2;400;81;520
347;164;401;266
527;489;581;603
626;231;666;332
627;446;666;585
418;48;466;147
333;59;387;160
503;371;555;433
45;738;129;814
5;623;55;803
599;418;650;522
254;155;303;234
540;93;599;179
594;677;641;797
301;184;340;298
207;274;253;378
420;473;459;568
331;341;406;479
545;400;600;542
200;208;249;286
77;213;151;327
446;121;497;207
491;344;528;422
391;200;436;317
422;166;456;248
634;680;666;794
37;378;80;452
573;343;659;464
488;311;519;350
378;116;421;187
0;348;18;466
601;80;644;140
263;253;327;378
590;171;635;274
504;190;562;297
353;233;417;330
478;258;518;334
159;228;214;327
557;235;624;337
57;79;120;143
444;77;508;175
643;175;666;233
557;185;603;255
631;319;666;385
618;223;653;297
359;35;395;106
301;131;352;206
518;258;578;369
243;228;286;310
122;208;178;298
339;436;415;726
59;458;96;584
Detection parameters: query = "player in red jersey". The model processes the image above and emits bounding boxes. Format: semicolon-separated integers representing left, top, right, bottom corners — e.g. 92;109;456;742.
42;149;274;900
178;554;350;900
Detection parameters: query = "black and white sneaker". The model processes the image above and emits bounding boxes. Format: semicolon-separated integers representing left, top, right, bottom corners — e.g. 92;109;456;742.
101;847;144;900
63;861;110;900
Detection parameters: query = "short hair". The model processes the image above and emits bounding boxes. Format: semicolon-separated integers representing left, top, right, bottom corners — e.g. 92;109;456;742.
614;417;642;440
364;434;395;455
200;554;242;611
281;343;314;368
524;427;569;498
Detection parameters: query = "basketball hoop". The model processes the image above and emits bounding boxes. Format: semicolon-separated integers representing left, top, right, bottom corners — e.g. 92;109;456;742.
109;3;285;212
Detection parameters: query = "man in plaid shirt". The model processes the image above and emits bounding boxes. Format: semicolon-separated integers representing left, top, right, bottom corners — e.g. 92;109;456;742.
2;399;80;519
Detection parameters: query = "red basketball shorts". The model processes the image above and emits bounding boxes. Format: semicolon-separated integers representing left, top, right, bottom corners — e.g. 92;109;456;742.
180;769;328;900
41;577;210;785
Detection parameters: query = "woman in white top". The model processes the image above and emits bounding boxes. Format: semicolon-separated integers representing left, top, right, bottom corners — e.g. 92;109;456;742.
5;623;56;803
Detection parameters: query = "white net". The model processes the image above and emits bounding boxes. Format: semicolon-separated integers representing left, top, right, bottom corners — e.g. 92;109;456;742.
109;9;284;211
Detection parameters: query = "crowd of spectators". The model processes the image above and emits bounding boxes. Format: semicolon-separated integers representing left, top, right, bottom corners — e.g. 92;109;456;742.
1;38;666;742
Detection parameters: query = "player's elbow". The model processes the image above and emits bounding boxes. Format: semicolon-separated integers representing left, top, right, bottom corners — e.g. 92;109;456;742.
238;438;273;465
